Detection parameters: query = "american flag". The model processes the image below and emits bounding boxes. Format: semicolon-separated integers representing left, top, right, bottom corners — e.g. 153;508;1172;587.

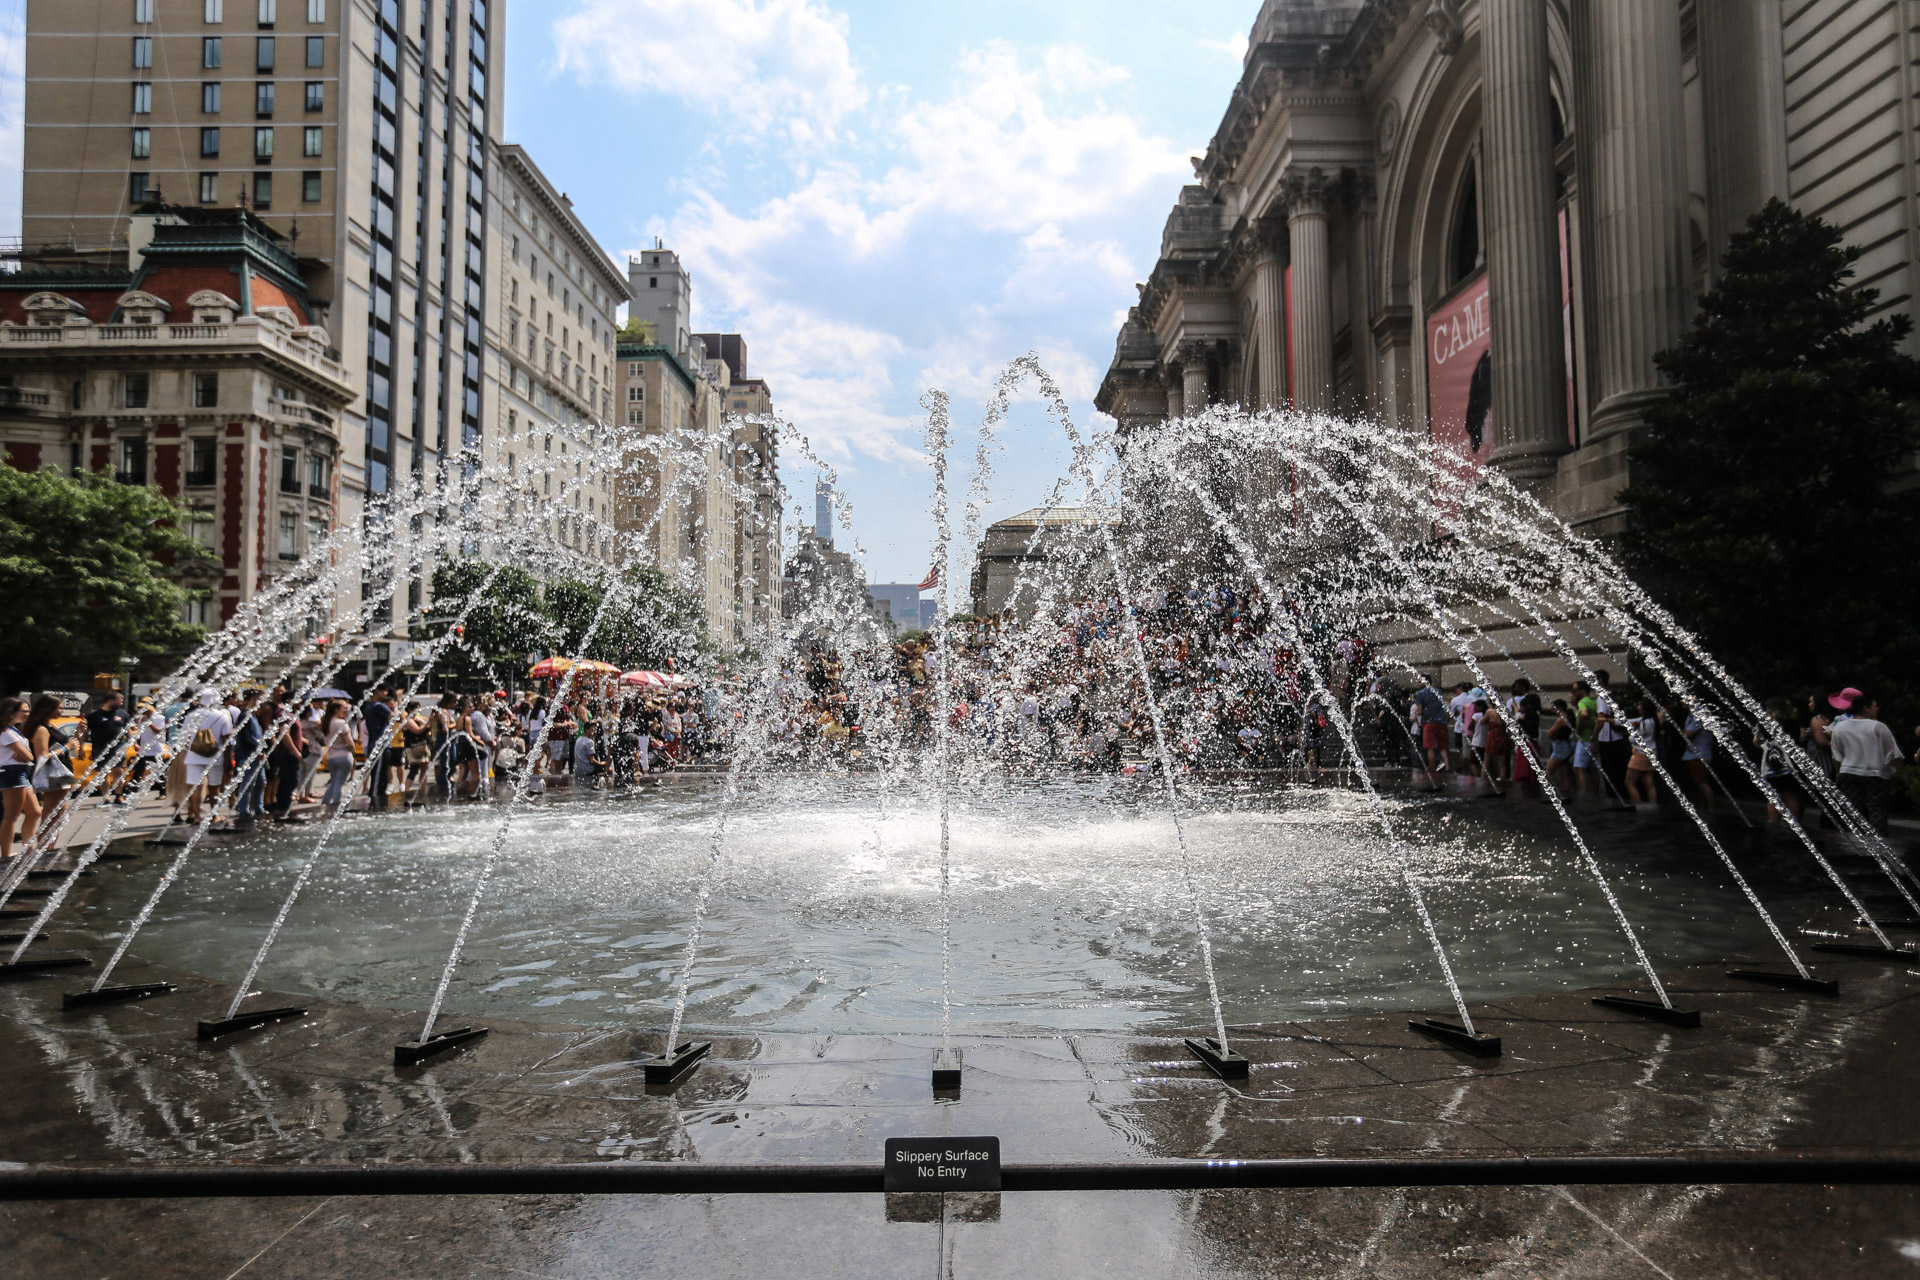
916;564;940;592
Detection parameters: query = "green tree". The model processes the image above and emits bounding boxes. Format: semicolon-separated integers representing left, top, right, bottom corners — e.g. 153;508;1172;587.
1620;199;1920;708
0;467;205;689
425;561;555;686
545;566;708;669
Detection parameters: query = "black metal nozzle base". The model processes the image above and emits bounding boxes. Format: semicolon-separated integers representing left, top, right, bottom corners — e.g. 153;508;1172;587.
197;1006;307;1040
63;983;176;1009
0;909;39;921
932;1047;963;1094
642;1041;711;1086
394;1026;489;1068
1811;942;1920;962
1409;1018;1502;1057
1727;968;1839;996
0;954;92;978
1591;996;1701;1028
0;932;44;946
1184;1037;1251;1079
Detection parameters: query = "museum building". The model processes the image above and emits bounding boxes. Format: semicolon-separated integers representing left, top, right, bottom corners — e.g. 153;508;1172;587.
1095;0;1920;530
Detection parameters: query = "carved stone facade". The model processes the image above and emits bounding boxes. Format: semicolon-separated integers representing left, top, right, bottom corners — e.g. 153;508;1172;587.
1097;0;1920;533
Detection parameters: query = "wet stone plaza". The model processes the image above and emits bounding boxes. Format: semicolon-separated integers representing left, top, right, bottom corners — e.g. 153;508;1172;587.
3;796;1920;1278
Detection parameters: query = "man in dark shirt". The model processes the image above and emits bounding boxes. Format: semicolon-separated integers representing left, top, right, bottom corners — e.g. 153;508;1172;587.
86;693;129;802
362;688;396;810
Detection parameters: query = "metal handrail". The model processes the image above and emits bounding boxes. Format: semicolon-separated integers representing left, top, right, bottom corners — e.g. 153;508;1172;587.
2;1153;1917;1200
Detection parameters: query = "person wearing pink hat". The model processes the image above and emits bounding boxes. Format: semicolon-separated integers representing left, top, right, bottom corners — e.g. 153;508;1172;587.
1828;688;1904;834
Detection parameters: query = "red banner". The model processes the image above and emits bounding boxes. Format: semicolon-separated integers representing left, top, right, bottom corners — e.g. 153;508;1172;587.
1425;271;1491;472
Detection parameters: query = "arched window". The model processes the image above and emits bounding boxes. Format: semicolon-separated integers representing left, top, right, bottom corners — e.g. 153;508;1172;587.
1450;162;1481;285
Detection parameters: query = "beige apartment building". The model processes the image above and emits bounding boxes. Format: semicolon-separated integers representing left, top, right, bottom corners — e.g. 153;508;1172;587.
697;333;782;635
485;142;626;564
1097;0;1920;533
23;0;506;631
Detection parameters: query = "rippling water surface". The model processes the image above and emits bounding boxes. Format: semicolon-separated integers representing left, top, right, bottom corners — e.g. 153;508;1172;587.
75;777;1831;1034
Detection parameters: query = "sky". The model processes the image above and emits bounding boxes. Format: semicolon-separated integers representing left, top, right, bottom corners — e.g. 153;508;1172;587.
511;0;1254;587
0;0;1257;590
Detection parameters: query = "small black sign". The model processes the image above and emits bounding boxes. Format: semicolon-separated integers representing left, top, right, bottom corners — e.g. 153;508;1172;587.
884;1136;1002;1192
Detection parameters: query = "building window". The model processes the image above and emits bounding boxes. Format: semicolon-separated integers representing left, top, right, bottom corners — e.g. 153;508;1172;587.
302;171;321;202
307;0;326;21
256;81;274;116
204;37;222;67
258;0;277;24
201;128;220;157
627;408;644;426
305;36;323;67
123;374;150;409
135;0;154;21
182;593;213;626
254;126;273;159
133;82;152;114
304;81;323;111
253;173;272;208
205;0;224;20
120;438;148;485
256;37;274;71
302;125;322;156
129;172;151;204
192;373;219;408
280;446;299;492
133;37;152;68
278;512;298;560
130;128;151;159
202;82;221;113
186;437;217;485
307;452;330;496
627;383;644;403
199;172;220;203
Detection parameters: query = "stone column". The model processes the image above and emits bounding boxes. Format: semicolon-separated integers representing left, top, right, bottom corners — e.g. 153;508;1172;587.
1161;364;1184;421
1283;169;1334;415
1250;219;1289;409
1482;0;1569;486
1696;0;1788;267
1180;343;1211;413
1571;0;1692;442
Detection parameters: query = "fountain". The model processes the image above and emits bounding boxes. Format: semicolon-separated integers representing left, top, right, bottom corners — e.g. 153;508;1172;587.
5;362;1908;1113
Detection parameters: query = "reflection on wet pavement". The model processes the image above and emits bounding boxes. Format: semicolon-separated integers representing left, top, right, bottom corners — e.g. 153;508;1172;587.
5;926;1920;1276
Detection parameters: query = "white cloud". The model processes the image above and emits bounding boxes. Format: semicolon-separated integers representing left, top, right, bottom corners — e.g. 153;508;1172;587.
551;0;864;146
875;42;1189;236
1199;31;1249;64
570;15;1192;466
0;5;23;241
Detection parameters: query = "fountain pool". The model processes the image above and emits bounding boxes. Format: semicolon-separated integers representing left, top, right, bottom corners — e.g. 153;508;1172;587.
72;778;1828;1036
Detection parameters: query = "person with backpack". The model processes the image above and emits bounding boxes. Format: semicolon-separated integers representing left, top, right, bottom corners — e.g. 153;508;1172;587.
182;689;234;828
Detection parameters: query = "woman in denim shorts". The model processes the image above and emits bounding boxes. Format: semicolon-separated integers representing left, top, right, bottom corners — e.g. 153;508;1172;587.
0;698;42;861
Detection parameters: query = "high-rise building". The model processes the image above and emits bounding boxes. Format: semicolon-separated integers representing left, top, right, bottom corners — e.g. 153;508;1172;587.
22;0;505;628
697;331;781;633
630;240;691;365
814;478;835;547
485;142;626;564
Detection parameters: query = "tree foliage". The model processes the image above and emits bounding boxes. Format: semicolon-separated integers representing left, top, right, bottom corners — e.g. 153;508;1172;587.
427;560;708;686
1620;199;1920;709
0;467;205;689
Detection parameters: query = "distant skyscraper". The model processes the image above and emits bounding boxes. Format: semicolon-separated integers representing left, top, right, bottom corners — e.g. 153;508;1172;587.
815;478;834;547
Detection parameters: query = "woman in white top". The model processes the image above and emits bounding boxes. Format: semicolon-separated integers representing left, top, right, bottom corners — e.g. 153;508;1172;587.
317;699;357;810
0;698;42;860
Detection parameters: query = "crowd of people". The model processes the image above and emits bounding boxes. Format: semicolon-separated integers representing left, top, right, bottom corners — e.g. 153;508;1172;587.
0;679;725;852
2;575;1915;856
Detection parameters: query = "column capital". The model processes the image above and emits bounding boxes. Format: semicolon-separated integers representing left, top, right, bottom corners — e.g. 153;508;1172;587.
1423;0;1464;57
1280;167;1334;218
